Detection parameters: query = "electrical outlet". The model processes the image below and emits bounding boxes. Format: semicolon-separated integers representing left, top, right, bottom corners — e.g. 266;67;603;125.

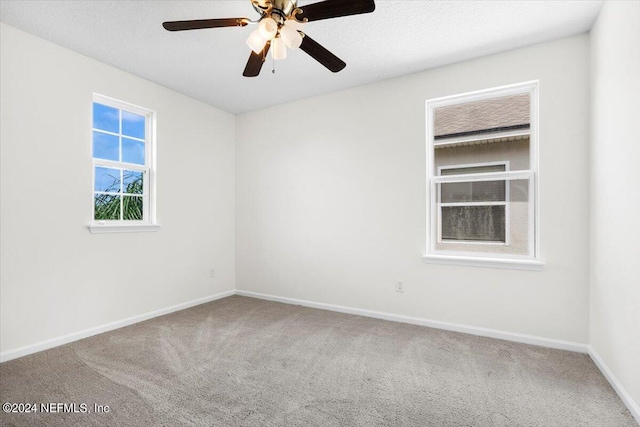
209;268;216;278
396;281;404;293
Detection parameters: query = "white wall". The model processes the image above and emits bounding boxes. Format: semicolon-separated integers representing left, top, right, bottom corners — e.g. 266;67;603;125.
236;35;591;343
590;0;640;415
0;23;236;355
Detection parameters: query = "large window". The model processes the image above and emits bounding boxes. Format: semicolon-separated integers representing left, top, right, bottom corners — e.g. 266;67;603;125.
424;82;540;269
91;95;157;232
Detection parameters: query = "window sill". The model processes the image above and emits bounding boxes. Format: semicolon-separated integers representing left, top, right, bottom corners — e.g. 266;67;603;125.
421;254;544;271
89;224;161;234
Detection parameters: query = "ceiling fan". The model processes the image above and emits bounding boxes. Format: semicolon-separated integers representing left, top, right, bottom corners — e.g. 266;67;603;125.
162;0;375;77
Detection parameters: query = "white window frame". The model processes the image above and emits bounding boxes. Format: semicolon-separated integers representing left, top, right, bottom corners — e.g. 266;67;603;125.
437;161;510;246
423;81;542;270
89;94;159;234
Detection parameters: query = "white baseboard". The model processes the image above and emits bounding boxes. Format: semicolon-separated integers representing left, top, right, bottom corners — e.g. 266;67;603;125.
0;290;235;363
235;290;588;354
588;346;640;424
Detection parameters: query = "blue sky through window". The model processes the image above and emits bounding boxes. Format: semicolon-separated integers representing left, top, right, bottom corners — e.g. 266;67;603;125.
93;103;119;133
122;138;144;164
122;111;145;139
93;102;146;164
93;131;119;161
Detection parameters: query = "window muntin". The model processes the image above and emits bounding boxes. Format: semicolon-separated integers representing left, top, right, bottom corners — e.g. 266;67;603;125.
426;82;538;263
92;95;154;225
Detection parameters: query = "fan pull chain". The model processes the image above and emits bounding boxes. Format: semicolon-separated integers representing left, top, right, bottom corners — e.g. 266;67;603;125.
272;54;275;74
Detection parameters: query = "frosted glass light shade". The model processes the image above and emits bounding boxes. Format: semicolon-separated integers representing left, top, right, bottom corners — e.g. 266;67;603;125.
271;37;287;60
258;17;278;40
284;19;305;31
246;29;267;54
280;24;302;49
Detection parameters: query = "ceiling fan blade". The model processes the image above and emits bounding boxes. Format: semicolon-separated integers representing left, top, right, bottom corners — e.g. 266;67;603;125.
295;0;375;22
243;42;271;77
299;34;346;73
162;18;248;32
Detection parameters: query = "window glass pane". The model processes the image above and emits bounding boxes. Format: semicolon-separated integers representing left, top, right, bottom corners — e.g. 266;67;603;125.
94;194;120;220
122;138;145;165
94;167;121;193
435;138;530;172
93;131;119;161
436;139;530;171
441;180;505;203
93;103;119;133
506;179;530;254
123;196;143;220
441;205;506;242
122;111;145;139
123;170;143;194
435;178;531;256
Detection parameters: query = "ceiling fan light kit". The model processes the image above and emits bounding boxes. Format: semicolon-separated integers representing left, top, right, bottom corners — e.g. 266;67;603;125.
271;36;288;60
250;14;299;60
162;0;376;77
280;23;303;49
257;16;278;40
247;29;268;54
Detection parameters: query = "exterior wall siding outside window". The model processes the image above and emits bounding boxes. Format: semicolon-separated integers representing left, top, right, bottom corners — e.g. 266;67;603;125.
89;94;158;233
424;81;541;269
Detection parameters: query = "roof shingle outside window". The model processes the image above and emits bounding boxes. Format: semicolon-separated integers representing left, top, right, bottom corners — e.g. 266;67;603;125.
434;94;530;140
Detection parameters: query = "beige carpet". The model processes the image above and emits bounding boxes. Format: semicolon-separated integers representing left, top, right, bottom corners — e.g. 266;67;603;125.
0;295;636;426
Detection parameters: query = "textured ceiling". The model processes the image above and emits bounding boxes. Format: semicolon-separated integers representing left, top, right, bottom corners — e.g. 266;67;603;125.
0;1;602;114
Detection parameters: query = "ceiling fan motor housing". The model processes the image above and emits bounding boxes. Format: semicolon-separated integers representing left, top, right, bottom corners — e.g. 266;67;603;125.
252;0;299;21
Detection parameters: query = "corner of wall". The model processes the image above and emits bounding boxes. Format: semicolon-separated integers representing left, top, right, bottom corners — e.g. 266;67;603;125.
587;0;640;421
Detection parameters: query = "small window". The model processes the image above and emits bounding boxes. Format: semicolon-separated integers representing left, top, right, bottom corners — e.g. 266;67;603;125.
91;95;156;230
425;82;540;268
